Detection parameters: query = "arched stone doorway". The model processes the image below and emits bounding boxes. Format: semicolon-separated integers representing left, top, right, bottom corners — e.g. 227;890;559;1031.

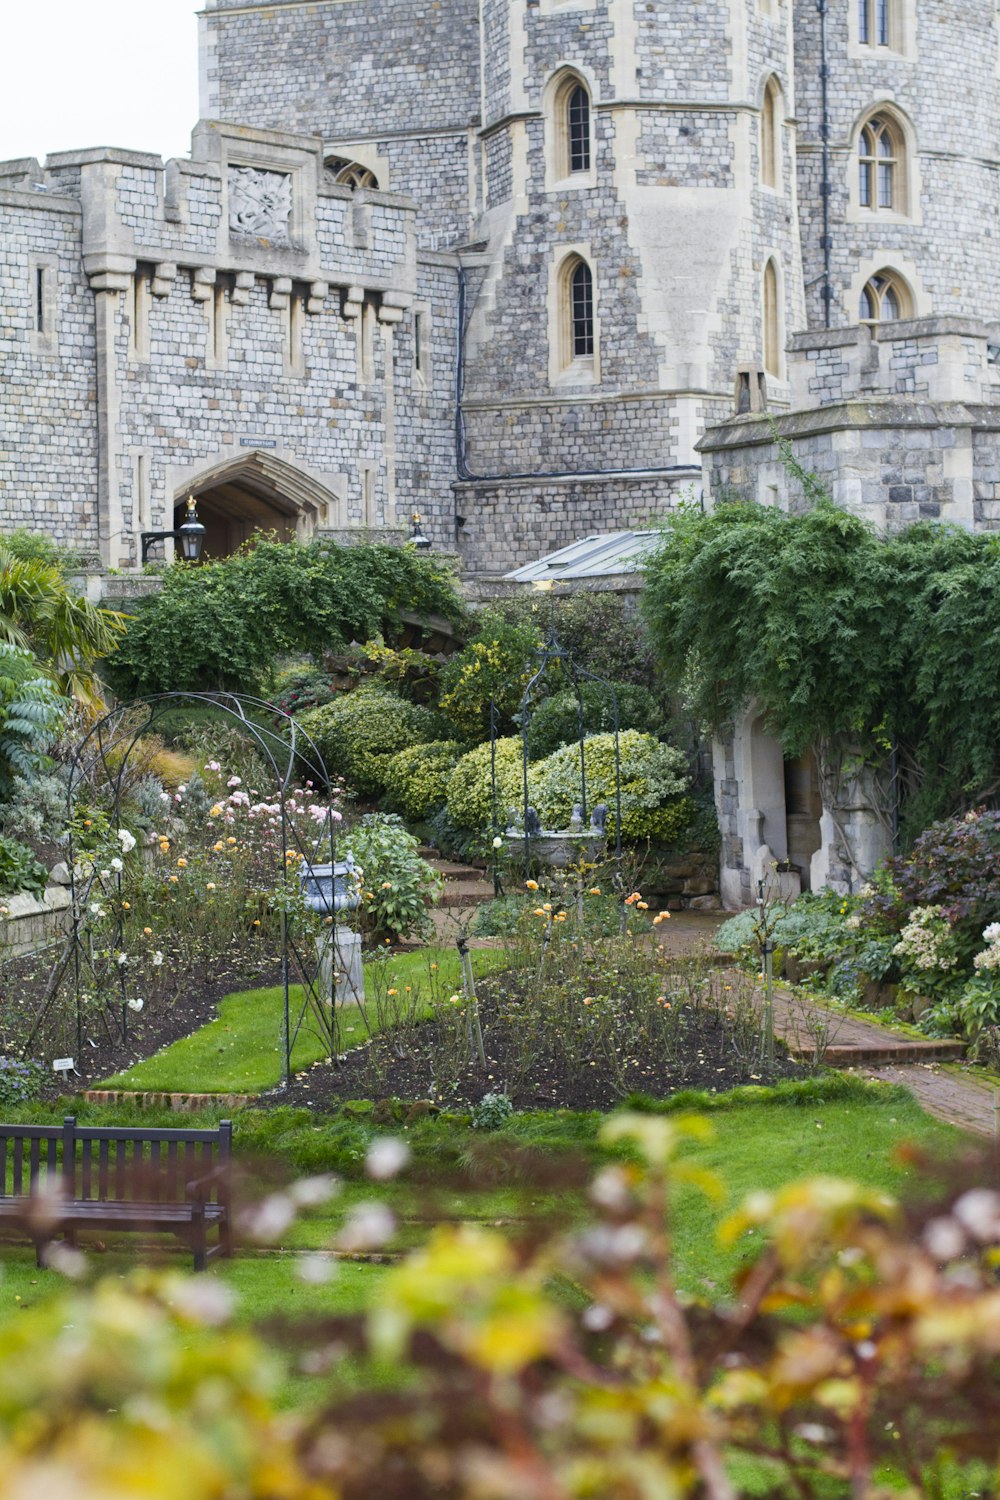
744;716;823;898
172;451;342;560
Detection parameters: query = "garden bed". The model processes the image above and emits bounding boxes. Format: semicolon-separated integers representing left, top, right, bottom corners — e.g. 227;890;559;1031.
266;967;805;1113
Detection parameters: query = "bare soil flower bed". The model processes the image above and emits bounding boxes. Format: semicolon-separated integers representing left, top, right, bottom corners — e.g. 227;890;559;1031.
266;968;805;1113
1;950;283;1097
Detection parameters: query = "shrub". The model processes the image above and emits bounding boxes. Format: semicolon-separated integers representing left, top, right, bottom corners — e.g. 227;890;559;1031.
529;730;690;841
0;643;65;798
485;591;658;687
880;808;1000;943
0;835;49;898
383;740;462;822
0;769;69;846
299;686;444;797
0;1056;45;1107
108;538;466;696
470;1091;514;1130
438;617;543;742
344;813;443;941
446;736;525;834
269;661;341;717
525;681;668;761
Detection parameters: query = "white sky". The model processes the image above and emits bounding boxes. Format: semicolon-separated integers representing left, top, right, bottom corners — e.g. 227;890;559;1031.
1;0;201;166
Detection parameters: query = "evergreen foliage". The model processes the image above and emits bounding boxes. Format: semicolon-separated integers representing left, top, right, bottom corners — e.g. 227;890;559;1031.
641;493;1000;834
0;643;65;799
108;539;466;696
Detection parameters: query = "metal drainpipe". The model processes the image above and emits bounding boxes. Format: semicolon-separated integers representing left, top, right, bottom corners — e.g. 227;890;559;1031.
817;0;833;328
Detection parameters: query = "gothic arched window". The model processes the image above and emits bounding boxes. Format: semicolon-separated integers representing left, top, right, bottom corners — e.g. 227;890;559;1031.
858;114;904;211
858;269;912;326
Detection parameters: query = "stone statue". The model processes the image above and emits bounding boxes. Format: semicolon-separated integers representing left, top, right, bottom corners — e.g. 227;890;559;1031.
525;806;541;836
569;803;584;832
590;803;608;833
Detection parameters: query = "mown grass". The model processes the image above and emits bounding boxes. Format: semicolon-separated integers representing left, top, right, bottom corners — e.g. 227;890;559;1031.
103;947;501;1093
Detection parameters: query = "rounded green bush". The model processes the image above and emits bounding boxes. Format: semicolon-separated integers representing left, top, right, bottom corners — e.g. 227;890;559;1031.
530;730;689;841
446;736;525;833
384;740;463;821
299;686;442;797
525;682;668;762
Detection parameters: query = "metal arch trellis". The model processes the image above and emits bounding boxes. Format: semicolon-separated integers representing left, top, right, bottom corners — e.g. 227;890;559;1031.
489;628;624;896
28;692;344;1091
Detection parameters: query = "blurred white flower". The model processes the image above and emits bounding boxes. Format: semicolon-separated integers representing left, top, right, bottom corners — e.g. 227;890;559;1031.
117;952;128;966
116;828;137;853
365;1138;410;1182
152;951;164;967
127;997;144;1013
110;857;123;873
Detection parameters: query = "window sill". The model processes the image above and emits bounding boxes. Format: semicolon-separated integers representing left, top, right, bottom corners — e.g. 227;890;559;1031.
552;358;597;389
546;171;597;193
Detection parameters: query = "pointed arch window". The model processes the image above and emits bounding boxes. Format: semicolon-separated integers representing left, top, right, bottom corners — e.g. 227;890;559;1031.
761;77;782;191
554;253;597;379
567;83;591;173
549;72;595;184
858;114;903;211
858;269;912;326
763;258;782;376
324;156;379;191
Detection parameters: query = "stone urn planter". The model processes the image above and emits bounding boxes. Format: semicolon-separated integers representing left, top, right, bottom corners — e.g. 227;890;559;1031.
504;804;608;870
300;855;364;1005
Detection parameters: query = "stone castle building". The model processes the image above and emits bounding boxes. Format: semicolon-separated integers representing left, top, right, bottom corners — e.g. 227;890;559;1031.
2;0;997;901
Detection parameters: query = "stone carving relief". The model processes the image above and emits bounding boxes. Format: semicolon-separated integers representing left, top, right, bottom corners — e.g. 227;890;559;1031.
228;166;292;244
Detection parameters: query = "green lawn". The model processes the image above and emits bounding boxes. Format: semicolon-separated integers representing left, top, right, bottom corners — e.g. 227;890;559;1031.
103;947;496;1093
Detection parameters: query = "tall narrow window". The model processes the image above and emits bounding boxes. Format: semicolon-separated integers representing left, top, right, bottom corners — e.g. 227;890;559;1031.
35;267;45;333
570;260;594;358
763;259;781;376
549;71;594;184
858;113;902;211
859;0;892;46
858;269;911;326
761;77;782;190
567;84;591;174
131;265;154;360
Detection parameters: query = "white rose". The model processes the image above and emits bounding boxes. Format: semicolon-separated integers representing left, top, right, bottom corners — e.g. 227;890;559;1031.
110;857;123;873
117;828;137;853
127;997;144;1013
152;951;164;967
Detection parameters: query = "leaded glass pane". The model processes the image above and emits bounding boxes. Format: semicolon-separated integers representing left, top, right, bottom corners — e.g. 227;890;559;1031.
571;261;594;356
568;85;591;174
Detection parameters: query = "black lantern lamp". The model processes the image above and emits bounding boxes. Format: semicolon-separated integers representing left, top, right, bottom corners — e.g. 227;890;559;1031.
409;512;431;551
141;496;207;565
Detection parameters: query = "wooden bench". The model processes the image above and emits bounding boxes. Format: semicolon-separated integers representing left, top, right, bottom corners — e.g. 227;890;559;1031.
0;1116;233;1271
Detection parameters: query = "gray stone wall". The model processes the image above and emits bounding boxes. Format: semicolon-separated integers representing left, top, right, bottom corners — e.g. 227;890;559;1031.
202;0;481;248
454;472;693;576
0;188;99;550
794;0;1000;330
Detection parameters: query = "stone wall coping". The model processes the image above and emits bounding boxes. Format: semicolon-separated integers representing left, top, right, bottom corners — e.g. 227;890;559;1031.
418;248;461;269
875;315;999;342
787;327;869;352
47;146;165;170
453;466;700;492
169;157;224;181
698;400;1000;452
192;117;323;159
317;181;418;213
0;189;81;215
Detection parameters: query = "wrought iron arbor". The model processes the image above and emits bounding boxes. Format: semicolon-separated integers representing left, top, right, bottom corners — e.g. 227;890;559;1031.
29;693;343;1089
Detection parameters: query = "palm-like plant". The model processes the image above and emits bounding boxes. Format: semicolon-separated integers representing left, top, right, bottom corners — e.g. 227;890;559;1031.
0;546;127;706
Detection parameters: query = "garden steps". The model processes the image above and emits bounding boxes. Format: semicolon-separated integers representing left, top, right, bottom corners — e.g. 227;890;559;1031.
765;981;968;1068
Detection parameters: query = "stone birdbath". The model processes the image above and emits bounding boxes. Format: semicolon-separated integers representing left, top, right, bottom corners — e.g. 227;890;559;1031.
504;803;608;870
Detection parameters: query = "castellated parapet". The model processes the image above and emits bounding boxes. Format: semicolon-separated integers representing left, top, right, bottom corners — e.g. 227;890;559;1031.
0;123;457;567
699;317;1000;534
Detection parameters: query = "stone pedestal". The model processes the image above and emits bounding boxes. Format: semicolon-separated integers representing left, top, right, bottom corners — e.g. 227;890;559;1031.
317;925;364;1006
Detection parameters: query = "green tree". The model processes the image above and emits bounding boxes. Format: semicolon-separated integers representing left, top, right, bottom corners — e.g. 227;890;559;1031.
0;543;126;705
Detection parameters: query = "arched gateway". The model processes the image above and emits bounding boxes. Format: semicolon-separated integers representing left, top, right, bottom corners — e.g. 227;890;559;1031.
171;451;344;560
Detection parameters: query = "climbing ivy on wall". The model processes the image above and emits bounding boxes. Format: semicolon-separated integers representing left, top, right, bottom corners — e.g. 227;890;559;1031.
640;492;1000;840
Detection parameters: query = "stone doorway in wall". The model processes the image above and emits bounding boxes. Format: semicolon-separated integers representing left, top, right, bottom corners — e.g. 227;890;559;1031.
748;718;823;893
174;451;339;561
